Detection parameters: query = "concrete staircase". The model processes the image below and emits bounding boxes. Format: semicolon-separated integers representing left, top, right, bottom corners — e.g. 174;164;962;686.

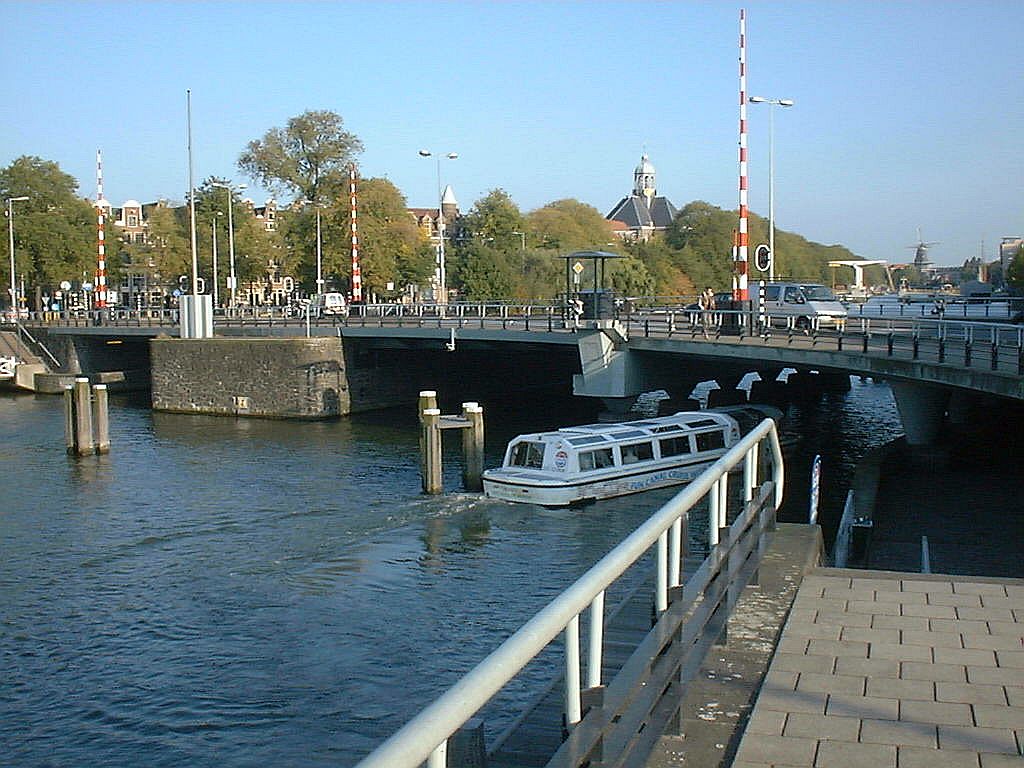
0;330;48;391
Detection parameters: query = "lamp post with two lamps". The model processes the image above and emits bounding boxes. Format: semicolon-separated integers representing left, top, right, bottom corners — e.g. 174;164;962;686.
211;181;246;310
418;149;458;305
748;96;794;281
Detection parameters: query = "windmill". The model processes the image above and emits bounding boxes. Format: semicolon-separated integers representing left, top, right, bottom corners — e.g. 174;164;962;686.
907;228;939;271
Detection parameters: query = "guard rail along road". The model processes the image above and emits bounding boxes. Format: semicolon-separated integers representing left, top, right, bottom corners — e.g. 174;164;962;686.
355;416;784;768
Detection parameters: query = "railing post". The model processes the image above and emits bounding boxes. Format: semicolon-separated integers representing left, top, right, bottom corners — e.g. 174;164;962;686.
912;332;919;359
656;530;668;613
669;516;683;588
964;338;972;367
887;331;894;356
427;742;446;768
587;592;604;690
708;478;720;548
992;340;999;371
564;615;582;726
862;330;869;354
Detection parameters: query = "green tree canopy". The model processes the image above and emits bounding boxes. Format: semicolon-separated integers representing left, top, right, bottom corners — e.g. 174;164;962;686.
1005;246;1024;293
238;110;363;203
525;199;614;252
0;156;95;293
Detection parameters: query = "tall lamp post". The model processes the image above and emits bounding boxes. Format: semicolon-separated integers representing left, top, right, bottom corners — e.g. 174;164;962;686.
418;149;458;304
6;196;29;319
748;96;794;281
301;200;324;297
212;181;245;310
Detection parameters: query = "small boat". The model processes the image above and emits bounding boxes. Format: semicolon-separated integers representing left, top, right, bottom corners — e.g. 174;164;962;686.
482;405;782;507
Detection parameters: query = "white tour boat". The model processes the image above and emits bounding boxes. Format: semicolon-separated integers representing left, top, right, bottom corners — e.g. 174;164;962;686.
482;405;782;507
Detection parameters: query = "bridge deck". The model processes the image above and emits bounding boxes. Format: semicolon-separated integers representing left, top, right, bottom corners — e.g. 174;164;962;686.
732;568;1024;767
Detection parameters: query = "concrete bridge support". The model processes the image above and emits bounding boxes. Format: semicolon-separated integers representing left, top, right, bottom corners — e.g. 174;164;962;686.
889;380;950;445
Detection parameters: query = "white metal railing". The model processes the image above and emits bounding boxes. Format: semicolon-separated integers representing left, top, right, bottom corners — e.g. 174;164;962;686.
355;418;784;768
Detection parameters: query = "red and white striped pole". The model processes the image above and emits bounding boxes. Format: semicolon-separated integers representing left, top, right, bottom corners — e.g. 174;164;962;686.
350;164;362;304
95;150;107;309
736;8;749;302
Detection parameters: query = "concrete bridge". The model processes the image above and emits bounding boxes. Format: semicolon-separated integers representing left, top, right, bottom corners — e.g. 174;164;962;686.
8;302;1024;442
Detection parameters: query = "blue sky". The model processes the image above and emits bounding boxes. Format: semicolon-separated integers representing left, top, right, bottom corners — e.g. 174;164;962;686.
2;1;1021;266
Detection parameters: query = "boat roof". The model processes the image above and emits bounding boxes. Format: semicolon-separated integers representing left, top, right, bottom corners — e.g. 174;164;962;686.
512;410;738;448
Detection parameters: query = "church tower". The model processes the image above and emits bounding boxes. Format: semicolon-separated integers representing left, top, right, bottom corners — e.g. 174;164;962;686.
633;154;657;205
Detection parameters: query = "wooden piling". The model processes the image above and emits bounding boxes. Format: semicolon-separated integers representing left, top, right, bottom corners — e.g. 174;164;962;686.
63;385;75;454
418;391;437;481
421;408;443;494
461;402;485;491
92;384;110;454
73;377;94;456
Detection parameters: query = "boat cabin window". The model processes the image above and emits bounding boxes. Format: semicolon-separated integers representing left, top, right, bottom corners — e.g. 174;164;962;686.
620;442;654;465
659;435;692;457
608;430;646;440
695;430;726;452
652;424;682;434
568;435;607;447
510;441;546;468
579;447;615;471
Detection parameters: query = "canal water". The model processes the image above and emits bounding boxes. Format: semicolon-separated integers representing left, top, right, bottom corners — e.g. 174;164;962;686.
1;379;901;766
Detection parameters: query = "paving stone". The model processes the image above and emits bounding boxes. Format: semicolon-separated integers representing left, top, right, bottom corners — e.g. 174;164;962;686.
790;607;820;623
786;621;843;640
804;575;848;591
874;615;931;631
848;599;899;616
963;634;1024;651
826;692;899;720
814;739;896;767
958;607;1016;623
771;652;836;675
978;597;1024;611
900;700;974;726
867;677;935;702
860;717;937;747
816;610;872;628
968;666;1024;688
733;733;818;766
996;651;1024;669
979;754;1024;768
934;648;998;667
928;593;985;607
1003;686;1024;707
840;626;901;645
835;656;900;678
937;725;1020;754
987;621;1024;637
851;578;902;591
823;588;877;602
870;642;934;662
904;580;955;594
971;703;1024;729
743;709;787;735
794;597;849;613
953;583;1009;596
903;630;967;648
901;661;967;683
936;682;1009;706
877;590;929;605
932;618;991;634
777;636;811;655
898;745;982;768
783;712;860;741
904;604;959;619
763;669;800;692
807;639;869;659
797;672;865;696
755;688;828;715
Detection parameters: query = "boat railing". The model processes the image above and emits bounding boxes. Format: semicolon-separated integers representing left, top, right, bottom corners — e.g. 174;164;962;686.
355;417;785;768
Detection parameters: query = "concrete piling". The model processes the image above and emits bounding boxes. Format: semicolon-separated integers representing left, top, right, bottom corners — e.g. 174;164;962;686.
72;377;94;456
461;402;485;491
421;408;443;494
92;384;110;454
63;385;75;454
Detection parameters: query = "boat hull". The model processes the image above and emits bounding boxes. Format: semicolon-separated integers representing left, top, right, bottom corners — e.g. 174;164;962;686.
483;456;721;507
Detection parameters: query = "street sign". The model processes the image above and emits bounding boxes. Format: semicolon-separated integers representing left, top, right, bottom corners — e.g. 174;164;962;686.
572;261;584;275
809;454;822;524
60;280;71;291
754;243;772;273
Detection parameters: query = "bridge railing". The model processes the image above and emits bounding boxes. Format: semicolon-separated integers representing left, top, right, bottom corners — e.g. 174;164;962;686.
355;418;784;768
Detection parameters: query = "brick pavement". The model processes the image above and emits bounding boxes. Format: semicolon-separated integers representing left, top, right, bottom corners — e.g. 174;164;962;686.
732;569;1024;767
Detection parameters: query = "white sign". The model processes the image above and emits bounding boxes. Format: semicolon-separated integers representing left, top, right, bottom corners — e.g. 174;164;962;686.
60;280;72;291
573;261;584;275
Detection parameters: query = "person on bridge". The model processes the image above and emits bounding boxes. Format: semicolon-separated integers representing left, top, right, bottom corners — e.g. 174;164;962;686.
699;287;716;338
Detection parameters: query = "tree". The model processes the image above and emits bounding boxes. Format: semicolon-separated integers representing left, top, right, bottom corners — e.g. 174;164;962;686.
1006;246;1024;293
0;156;95;293
459;189;524;247
525;199;614;252
453;241;516;300
238;110;363;203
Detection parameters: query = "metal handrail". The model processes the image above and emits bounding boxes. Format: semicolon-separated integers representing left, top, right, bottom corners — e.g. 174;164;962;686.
356;418;784;768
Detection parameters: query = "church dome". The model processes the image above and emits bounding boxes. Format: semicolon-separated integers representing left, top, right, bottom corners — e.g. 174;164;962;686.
635;154;655;176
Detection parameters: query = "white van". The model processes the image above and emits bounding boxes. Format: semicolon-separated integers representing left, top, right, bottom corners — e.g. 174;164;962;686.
755;282;847;330
312;292;349;317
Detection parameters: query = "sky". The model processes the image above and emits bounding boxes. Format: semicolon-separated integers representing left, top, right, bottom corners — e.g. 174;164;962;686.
2;1;1021;267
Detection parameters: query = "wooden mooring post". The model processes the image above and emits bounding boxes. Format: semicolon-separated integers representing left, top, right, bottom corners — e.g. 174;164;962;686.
64;378;111;456
419;394;485;495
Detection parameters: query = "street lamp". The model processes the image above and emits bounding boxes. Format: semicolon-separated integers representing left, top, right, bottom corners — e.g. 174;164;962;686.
212;181;246;309
418;149;458;304
512;230;526;273
302;200;324;297
6;196;29;323
748;96;794;281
